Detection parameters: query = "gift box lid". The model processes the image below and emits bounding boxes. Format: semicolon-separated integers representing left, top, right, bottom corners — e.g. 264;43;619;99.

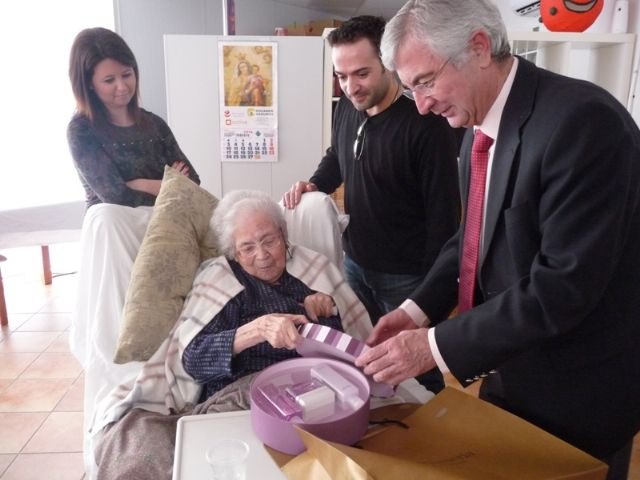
296;323;394;398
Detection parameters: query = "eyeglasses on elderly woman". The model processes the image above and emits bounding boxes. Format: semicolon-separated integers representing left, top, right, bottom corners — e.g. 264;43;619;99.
235;231;283;258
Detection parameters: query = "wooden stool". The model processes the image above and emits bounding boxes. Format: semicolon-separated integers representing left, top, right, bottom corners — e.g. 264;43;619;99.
0;254;7;326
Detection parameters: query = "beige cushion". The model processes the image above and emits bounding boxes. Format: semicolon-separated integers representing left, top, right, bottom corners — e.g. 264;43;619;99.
114;166;219;363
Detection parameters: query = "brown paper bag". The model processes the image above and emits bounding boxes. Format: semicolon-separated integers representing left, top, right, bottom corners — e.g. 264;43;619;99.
282;387;608;480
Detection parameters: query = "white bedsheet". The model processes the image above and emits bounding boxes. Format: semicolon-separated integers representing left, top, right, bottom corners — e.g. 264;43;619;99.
70;204;154;477
280;192;349;272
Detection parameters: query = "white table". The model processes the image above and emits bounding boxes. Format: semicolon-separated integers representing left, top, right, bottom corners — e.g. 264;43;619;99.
0;201;84;249
0;201;84;325
172;410;286;480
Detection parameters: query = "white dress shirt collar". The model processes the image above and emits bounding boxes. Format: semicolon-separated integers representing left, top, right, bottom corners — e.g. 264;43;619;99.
476;57;519;140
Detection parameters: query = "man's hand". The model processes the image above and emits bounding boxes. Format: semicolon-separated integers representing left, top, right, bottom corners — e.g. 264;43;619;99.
282;181;318;209
355;328;436;385
366;308;418;346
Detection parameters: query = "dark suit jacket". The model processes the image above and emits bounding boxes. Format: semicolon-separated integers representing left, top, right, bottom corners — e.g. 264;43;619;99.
410;57;640;458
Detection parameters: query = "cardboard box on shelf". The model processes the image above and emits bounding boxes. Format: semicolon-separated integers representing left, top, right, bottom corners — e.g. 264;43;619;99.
306;19;342;36
283;19;342;37
278;387;608;480
285;23;308;36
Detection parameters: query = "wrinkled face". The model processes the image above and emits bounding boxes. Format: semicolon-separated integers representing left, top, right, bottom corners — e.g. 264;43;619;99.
332;38;392;112
395;36;486;128
91;58;136;114
541;0;603;32
233;211;287;284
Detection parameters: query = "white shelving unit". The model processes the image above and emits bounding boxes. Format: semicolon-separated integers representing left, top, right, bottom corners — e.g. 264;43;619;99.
509;31;636;108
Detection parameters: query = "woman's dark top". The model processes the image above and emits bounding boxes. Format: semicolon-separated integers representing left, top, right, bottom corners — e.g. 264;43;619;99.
67;109;200;208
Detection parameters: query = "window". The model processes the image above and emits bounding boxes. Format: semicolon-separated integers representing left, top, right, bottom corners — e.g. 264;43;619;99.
0;1;113;209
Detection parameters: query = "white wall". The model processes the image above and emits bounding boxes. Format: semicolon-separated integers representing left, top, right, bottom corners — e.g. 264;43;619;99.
118;0;640;130
0;0;113;209
113;0;224;120
165;35;326;200
234;0;342;35
113;0;336;118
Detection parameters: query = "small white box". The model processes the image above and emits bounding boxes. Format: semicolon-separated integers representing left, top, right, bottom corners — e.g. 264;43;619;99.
294;385;335;422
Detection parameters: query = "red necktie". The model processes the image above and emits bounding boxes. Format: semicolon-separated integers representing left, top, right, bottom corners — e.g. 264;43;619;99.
458;129;493;313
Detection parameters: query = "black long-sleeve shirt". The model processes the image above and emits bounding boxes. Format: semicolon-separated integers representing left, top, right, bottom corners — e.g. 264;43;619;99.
310;95;461;275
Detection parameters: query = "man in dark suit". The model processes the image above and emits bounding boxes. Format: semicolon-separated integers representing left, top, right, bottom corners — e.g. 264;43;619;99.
355;1;640;478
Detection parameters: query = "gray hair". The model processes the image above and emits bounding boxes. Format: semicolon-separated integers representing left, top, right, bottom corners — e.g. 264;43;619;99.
212;189;288;259
381;0;511;70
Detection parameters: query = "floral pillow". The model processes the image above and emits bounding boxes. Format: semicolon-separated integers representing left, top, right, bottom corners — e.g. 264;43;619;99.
114;166;219;363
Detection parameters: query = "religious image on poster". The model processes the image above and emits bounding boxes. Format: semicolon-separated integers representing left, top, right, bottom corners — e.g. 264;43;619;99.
219;41;278;162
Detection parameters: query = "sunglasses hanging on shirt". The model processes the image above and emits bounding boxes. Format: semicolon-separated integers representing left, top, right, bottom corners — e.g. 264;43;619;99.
353;116;369;161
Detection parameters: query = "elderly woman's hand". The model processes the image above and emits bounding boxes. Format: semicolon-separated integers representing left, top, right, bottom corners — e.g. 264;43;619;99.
303;293;337;321
234;313;308;353
257;313;308;349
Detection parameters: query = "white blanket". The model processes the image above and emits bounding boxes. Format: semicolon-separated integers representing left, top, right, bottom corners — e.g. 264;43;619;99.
91;245;373;437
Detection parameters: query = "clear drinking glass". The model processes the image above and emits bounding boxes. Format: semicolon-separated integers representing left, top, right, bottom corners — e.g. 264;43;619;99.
205;438;250;480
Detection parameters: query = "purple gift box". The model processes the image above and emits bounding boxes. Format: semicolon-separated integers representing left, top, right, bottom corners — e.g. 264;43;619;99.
250;324;398;454
250;357;370;455
296;323;395;398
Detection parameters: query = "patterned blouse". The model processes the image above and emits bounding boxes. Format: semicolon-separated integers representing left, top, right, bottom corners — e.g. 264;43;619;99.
67;109;200;209
182;260;343;401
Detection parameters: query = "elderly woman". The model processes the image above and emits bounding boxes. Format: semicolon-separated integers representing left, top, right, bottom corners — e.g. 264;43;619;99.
93;190;371;480
182;189;344;401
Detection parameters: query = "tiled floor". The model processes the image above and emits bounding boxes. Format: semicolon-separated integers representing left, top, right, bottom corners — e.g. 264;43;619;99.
0;244;85;480
0;243;638;479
